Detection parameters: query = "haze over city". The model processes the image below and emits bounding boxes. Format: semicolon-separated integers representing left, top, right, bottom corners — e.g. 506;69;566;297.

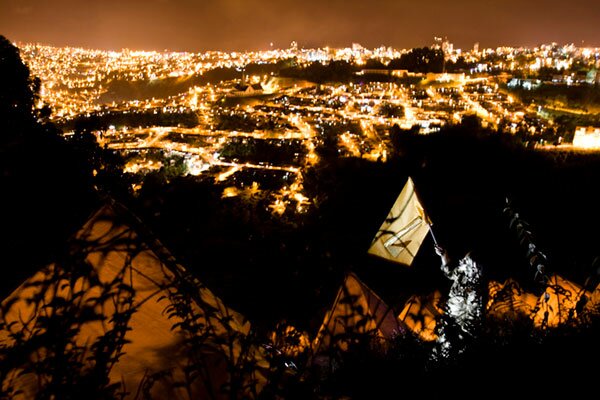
2;0;599;51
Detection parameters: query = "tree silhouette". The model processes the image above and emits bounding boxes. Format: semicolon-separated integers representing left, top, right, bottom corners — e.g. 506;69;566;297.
388;47;444;73
0;35;41;138
0;35;98;296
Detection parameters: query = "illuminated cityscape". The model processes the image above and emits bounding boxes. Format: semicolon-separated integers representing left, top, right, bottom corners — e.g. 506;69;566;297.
17;40;600;214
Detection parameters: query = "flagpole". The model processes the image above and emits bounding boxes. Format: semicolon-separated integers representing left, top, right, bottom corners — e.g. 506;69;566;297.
427;223;439;246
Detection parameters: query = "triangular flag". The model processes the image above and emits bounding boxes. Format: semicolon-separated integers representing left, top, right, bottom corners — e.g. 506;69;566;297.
0;202;267;399
398;290;444;341
368;177;431;266
312;272;405;353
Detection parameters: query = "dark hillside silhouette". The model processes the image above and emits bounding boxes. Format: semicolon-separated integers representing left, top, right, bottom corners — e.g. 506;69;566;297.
0;35;98;296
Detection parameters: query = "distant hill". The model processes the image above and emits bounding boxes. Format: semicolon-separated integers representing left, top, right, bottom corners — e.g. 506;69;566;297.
98;68;238;103
98;62;287;103
509;83;600;113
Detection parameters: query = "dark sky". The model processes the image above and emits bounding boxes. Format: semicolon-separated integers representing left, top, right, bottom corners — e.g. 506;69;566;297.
1;0;599;52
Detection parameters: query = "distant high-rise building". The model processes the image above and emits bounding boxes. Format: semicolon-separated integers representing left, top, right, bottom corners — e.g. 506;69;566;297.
473;42;479;55
433;36;453;57
442;39;453;56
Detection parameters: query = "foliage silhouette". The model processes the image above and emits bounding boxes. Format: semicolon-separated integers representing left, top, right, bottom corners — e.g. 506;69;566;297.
388;47;444;73
0;210;137;399
0;35;99;297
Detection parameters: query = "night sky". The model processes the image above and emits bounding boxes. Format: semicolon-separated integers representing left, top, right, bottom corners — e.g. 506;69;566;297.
1;0;599;52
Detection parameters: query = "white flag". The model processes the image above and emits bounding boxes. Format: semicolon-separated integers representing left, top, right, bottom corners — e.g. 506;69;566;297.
368;177;430;266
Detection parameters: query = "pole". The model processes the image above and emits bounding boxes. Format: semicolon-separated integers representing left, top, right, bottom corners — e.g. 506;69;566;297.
428;222;439;246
